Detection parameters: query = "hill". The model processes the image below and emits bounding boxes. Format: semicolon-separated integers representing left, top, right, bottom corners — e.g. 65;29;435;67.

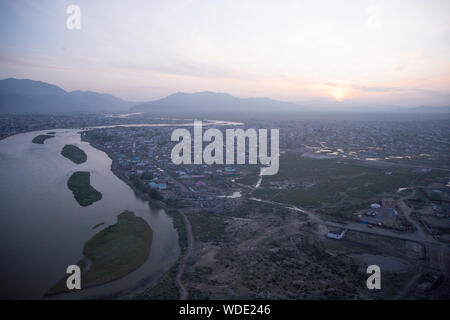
0;78;135;113
131;91;304;113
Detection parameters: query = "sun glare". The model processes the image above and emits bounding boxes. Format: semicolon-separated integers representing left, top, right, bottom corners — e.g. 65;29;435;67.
330;86;351;101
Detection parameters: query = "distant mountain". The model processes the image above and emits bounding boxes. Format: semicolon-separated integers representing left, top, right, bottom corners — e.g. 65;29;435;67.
69;90;136;111
131;91;304;113
0;78;135;113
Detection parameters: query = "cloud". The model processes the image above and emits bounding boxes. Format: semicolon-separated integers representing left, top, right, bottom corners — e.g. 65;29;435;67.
357;86;410;93
0;55;74;71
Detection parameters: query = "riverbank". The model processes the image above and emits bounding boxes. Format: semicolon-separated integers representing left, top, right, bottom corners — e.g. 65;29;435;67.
134;209;191;299
80;132;195;299
80;132;168;210
0;128;181;299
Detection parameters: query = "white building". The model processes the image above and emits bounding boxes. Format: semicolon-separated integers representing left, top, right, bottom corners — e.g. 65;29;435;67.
327;229;346;240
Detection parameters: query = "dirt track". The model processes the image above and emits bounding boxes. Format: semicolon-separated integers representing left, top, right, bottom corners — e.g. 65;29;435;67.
175;210;194;300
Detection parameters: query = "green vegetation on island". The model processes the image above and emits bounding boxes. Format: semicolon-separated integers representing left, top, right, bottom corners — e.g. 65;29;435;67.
82;211;153;286
61;144;87;164
32;134;54;144
47;211;153;295
67;171;102;206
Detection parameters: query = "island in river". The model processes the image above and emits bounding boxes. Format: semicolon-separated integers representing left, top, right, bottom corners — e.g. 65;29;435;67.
61;144;87;164
32;134;54;144
67;171;102;206
47;211;153;295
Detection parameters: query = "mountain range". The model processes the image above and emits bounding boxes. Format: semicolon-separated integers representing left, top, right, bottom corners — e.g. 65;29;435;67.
0;78;135;113
0;78;304;114
0;78;448;114
130;91;303;113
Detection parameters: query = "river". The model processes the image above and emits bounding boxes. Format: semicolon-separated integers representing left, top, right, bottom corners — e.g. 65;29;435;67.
0;119;244;299
0;129;180;299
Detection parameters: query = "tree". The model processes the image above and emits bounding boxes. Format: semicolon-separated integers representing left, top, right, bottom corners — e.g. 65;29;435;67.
140;171;154;180
148;188;164;200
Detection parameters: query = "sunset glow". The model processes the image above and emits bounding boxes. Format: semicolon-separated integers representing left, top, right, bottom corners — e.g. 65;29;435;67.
330;86;352;101
0;0;449;108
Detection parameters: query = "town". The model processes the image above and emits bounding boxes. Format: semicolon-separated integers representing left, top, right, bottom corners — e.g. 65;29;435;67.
1;111;449;299
170;121;279;175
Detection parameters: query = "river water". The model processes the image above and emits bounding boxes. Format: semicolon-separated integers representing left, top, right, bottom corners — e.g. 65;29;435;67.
0;129;180;299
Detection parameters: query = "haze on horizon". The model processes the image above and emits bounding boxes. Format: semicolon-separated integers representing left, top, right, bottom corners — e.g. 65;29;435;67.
0;0;449;109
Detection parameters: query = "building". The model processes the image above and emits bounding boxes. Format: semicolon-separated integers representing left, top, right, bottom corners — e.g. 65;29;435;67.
365;210;377;217
195;181;207;187
327;228;346;240
149;182;167;190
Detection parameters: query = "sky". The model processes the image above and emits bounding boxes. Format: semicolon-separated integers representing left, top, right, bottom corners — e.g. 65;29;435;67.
0;0;449;108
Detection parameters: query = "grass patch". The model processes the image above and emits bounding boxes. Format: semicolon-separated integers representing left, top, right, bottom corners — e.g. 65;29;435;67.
167;210;188;252
32;134;54;144
255;153;417;208
82;211;152;286
189;212;226;243
237;169;260;186
61;144;87;164
137;264;179;300
47;211;153;295
67;171;102;206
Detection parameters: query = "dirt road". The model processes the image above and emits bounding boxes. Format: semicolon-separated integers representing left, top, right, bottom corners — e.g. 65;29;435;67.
175;210;194;300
